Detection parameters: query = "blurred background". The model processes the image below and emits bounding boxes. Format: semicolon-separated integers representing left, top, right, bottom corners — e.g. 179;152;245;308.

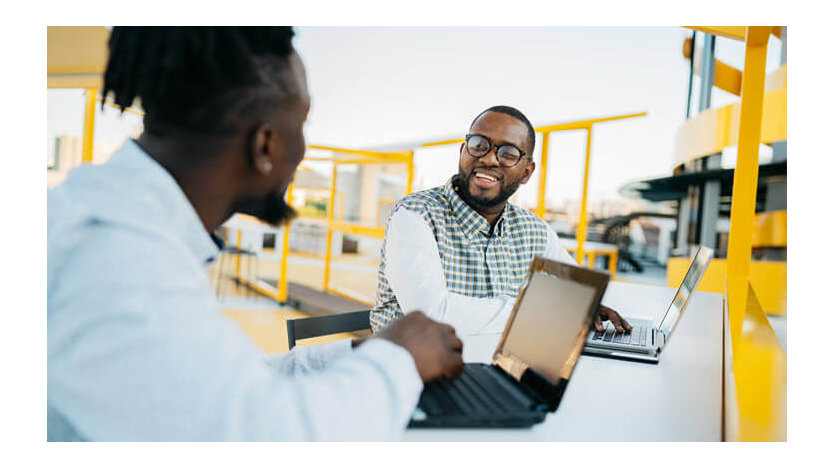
46;26;787;353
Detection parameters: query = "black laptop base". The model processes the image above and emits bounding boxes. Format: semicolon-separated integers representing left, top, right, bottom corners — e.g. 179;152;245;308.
408;363;548;428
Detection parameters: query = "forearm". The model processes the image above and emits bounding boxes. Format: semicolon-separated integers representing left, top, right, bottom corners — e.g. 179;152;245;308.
264;338;352;375
421;292;516;336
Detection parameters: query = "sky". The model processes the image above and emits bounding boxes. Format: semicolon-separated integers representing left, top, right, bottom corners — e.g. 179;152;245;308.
46;26;786;208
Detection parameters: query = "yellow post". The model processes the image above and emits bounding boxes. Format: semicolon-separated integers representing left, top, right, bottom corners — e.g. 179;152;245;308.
278;182;294;303
406;151;415;195
575;126;594;265
81;88;98;163
234;229;242;277
535;132;550;219
726;26;771;346
323;163;338;291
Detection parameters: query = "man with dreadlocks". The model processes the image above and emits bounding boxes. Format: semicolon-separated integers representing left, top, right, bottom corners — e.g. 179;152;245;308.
47;27;463;441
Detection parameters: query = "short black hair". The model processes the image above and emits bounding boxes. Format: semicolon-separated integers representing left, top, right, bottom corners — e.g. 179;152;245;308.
470;105;536;156
103;27;297;135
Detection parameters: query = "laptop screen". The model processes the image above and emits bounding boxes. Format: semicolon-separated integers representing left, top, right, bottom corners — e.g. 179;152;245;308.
499;270;600;385
655;246;714;338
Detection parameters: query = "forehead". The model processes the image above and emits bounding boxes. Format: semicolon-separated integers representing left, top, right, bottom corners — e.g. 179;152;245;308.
469;111;528;148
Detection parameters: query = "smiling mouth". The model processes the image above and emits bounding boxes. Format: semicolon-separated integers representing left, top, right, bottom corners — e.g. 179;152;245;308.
473;171;499;184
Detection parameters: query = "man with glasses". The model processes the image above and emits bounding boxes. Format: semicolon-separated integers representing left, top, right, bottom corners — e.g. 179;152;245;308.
370;106;630;337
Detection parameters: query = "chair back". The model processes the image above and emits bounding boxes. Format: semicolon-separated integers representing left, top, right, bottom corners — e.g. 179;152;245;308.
286;310;371;349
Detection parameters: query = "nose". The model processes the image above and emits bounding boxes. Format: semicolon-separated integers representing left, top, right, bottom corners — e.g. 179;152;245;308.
480;146;501;167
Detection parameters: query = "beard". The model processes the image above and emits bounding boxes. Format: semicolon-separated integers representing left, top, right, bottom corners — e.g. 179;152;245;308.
230;189;298;227
453;172;521;211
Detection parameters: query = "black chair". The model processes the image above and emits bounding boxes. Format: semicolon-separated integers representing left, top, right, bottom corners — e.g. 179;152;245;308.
286;310;371;349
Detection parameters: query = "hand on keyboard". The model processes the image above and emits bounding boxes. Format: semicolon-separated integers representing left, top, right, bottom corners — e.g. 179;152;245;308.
593;305;632;334
376;311;464;382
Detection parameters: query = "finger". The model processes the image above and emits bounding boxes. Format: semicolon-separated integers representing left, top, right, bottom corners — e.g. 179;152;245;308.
620;315;632;332
594;316;603;332
446;356;464;379
451;337;463;353
610;316;624;333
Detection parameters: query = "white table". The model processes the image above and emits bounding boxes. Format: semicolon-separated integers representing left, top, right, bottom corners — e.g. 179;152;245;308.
404;281;724;441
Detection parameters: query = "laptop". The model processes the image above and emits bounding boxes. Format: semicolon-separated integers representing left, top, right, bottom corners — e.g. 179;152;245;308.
582;245;714;363
408;257;610;428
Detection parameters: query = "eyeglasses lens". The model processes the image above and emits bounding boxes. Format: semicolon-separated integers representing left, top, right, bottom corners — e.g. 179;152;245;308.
497;146;521;165
467;135;490;157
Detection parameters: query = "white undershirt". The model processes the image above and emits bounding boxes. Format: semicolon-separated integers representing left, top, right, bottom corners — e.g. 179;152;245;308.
383;208;577;337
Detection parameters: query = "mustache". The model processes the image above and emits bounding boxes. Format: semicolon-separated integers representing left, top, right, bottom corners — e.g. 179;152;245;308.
454;172;520;210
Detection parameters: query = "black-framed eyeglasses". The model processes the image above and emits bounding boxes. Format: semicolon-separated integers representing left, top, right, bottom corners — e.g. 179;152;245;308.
464;134;526;168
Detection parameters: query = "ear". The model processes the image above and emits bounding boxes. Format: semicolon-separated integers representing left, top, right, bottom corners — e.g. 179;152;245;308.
519;159;536;184
248;122;280;176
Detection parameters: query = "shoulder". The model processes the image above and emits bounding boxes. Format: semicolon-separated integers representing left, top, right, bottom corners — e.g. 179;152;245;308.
49;215;201;300
390;186;450;226
393;186;447;213
505;202;550;233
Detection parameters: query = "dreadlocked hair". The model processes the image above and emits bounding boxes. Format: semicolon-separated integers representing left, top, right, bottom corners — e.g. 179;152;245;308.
103;27;297;135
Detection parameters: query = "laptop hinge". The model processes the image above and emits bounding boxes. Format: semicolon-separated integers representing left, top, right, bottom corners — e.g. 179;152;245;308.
493;351;572;412
656;330;666;351
518;367;568;412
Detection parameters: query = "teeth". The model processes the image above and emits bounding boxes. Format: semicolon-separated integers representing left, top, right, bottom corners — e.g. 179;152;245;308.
475;173;497;182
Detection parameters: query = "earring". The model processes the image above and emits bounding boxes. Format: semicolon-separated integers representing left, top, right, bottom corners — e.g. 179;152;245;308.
262;161;273;173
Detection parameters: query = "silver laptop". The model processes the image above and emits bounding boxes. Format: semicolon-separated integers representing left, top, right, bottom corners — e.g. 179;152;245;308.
582;246;714;363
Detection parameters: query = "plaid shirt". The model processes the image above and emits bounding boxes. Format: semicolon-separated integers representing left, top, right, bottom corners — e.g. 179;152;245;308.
370;177;549;331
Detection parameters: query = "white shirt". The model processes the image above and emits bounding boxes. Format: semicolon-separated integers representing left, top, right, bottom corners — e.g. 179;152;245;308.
47;140;422;441
383;208;577;337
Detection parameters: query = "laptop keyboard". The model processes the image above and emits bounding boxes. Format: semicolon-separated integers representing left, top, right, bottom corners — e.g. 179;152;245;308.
592;324;648;346
418;363;535;416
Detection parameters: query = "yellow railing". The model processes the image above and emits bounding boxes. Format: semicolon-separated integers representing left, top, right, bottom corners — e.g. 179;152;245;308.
667;258;786;316
274;147;415;305
689;26;787;441
723;278;786;441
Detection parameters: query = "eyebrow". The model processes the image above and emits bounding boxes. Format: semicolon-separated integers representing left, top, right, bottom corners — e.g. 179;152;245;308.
475;132;524;151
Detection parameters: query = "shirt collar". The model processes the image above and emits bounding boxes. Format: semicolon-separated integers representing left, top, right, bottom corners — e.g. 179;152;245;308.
107;140;221;266
445;176;508;239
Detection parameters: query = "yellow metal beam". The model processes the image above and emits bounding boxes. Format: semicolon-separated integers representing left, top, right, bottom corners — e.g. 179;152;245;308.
535;132;551;218
405;151;415;195
48;75;103;89
673;80;786;167
234;229;242;277
686;26;747;42
752;210;787;247
723;279;786;441
308;145;412;161
726;27;771;303
303;156;411;165
574;127;594;265
422;138;465;147
329;221;386;239
712;60;743;96
668;258;786;315
81;88;98;163
278;183;294;303
534;112;647;134
322;164;338;291
686;44;743;96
